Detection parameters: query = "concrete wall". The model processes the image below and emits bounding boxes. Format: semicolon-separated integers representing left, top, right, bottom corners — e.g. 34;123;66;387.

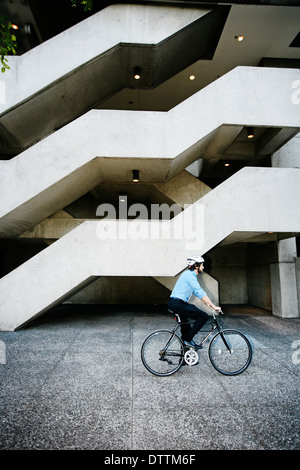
208;246;248;305
247;265;272;310
247;245;272;310
207;244;272;309
270;137;300;317
65;276;170;305
208;239;299;314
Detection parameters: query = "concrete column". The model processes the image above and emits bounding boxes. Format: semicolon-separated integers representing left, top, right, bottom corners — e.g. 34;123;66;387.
270;238;299;318
271;136;299;317
296;258;300;316
271;133;300;169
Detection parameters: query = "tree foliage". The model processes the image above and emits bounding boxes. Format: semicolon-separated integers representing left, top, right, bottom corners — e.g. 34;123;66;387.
71;0;93;12
0;1;94;73
0;17;17;73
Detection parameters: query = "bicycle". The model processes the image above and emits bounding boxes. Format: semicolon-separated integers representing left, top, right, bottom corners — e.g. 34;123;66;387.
141;309;252;377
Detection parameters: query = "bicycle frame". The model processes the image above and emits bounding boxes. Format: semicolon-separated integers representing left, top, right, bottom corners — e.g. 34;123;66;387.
159;323;182;360
166;311;229;354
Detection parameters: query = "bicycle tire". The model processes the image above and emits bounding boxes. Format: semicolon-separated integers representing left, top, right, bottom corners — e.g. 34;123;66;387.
141;330;184;376
208;329;252;376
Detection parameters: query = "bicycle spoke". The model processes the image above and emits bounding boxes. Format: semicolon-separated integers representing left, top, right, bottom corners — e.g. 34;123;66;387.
141;330;184;376
208;330;252;376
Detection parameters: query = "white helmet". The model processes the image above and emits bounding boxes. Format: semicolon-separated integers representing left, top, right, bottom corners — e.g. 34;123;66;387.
187;256;204;266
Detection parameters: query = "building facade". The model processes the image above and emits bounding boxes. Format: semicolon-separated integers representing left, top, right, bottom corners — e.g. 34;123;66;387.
0;0;299;330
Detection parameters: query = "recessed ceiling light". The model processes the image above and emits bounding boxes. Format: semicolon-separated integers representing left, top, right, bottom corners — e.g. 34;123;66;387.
132;169;139;182
235;35;244;42
119;193;127;202
247;127;254;139
189;74;195;81
225;163;230;167
134;67;141;80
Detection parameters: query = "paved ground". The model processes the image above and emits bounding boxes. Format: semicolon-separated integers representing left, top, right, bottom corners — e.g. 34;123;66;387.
0;304;299;451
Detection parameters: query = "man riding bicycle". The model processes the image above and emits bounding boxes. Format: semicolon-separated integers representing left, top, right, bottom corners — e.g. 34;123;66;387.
168;256;221;349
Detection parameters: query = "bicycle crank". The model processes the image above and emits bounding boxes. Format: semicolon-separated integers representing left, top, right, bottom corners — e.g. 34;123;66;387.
184;348;199;366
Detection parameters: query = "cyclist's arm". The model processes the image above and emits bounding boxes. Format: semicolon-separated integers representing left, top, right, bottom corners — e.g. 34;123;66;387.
200;295;221;312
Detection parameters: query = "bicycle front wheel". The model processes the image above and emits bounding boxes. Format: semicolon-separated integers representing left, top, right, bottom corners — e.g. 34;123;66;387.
141;330;184;376
208;329;252;376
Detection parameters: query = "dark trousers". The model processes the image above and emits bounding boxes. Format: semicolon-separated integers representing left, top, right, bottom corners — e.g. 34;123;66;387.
168;298;209;342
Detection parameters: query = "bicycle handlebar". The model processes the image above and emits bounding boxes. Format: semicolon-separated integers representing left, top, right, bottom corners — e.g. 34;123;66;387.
211;309;224;318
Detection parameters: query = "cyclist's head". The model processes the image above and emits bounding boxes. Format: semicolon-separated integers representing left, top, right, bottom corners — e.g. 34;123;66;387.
187;256;204;270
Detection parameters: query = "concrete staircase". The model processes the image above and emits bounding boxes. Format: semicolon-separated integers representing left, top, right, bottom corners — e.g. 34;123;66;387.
0;66;299;237
0;5;299;331
0;4;228;152
0;166;299;331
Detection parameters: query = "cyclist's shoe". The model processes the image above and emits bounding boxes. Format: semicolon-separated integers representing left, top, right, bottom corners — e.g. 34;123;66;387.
183;340;203;350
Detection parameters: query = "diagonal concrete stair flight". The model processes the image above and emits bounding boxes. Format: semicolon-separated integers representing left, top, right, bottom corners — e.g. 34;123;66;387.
0;4;229;151
0;167;299;331
0;66;299;237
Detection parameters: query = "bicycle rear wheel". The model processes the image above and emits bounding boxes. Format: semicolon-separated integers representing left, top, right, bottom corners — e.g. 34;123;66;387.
141;330;184;376
208;329;252;376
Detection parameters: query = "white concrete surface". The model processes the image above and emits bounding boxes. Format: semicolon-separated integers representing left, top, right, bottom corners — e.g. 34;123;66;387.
0;66;299;237
270;262;299;318
272;133;300;168
0;167;299;331
0;4;207;112
270;239;299;318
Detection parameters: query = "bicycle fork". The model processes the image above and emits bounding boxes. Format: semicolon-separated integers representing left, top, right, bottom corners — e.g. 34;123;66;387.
220;331;232;353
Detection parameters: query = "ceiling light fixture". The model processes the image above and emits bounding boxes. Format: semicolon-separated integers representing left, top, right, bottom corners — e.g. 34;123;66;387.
11;24;19;30
189;74;195;81
119;193;127;202
132;169;139;182
134;67;141;80
247;127;254;139
225;163;230;167
235;35;244;42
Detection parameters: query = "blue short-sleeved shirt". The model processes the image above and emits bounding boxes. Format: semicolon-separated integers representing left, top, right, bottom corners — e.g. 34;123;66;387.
170;270;206;302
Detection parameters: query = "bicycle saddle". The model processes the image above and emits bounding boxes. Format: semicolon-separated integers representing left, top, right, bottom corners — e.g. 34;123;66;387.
168;309;181;323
